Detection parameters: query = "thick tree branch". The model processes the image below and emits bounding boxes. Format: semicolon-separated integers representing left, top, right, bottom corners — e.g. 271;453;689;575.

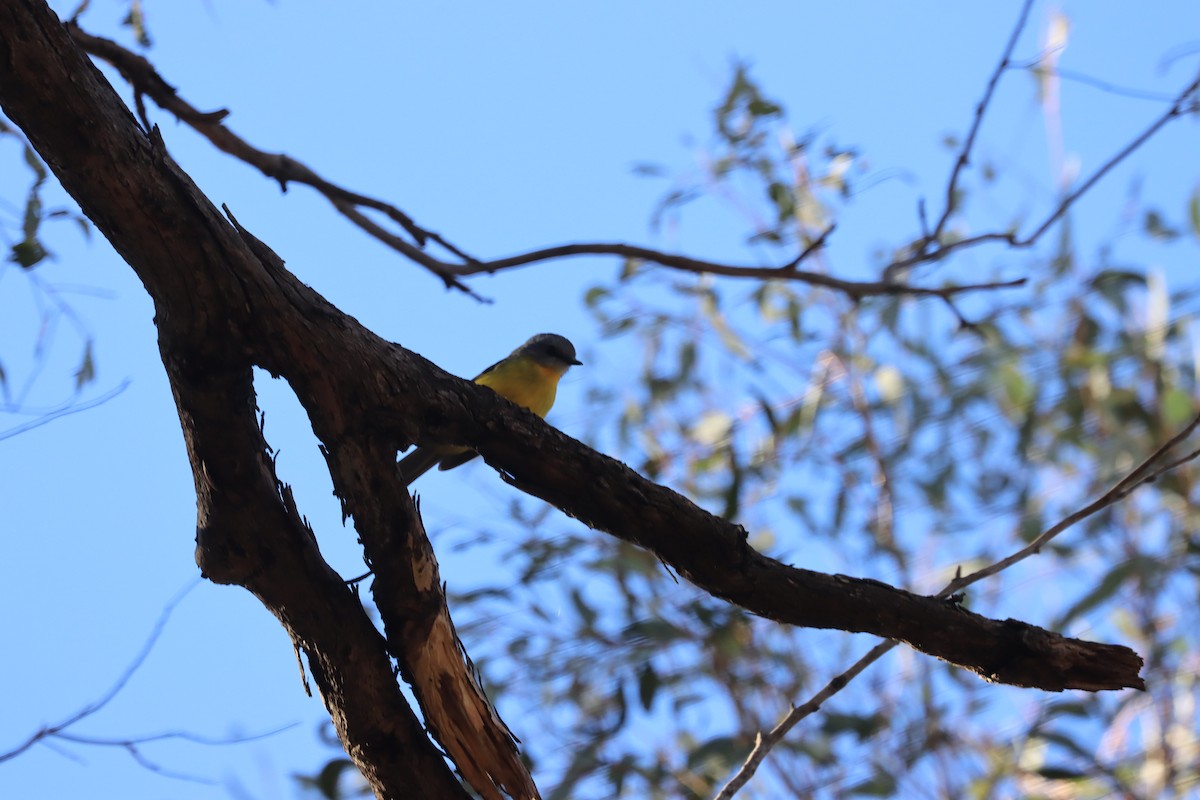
227;214;537;800
4;1;1144;702
0;7;1158;799
0;6;473;798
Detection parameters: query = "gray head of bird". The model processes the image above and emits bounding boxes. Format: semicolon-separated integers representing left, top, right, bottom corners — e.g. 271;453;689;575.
516;333;583;370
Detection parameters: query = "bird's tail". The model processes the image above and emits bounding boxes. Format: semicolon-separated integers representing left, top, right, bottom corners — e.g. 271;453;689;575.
398;447;444;486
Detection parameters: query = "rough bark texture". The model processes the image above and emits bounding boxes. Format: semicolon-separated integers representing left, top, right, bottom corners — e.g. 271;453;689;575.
0;3;527;798
0;1;1145;796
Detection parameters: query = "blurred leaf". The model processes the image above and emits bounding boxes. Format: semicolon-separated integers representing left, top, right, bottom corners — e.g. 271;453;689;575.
818;151;854;196
10;239;48;269
1034;11;1070;103
584;286;611;308
874;364;903;405
1144;208;1179;240
637;661;660;711
768;180;796;222
1089;269;1144;312
714;63;782;144
685;735;741;771
1190;185;1200;241
570;588;597;628
622;618;685;646
1162;387;1194;427
74;339;96;391
120;0;152;47
821;711;887;742
692;410;733;446
294;758;360;800
849;766;898;796
1053;557;1152;628
631;162;666;177
997;361;1032;413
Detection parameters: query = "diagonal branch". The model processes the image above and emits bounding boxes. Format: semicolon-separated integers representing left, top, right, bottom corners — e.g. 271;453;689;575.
227;209;538;800
714;411;1200;799
11;18;1132;694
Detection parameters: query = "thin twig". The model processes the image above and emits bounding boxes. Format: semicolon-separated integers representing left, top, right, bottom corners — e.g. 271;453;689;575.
941;412;1200;597
927;0;1036;250
0;379;131;442
442;239;1028;300
67;23;1027;304
0;579;199;763
714;411;1200;799
887;66;1200;276
713;640;896;800
1008;60;1179;103
1017;69;1200;246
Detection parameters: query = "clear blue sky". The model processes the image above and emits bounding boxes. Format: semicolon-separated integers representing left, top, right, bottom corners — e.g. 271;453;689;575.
3;2;1198;797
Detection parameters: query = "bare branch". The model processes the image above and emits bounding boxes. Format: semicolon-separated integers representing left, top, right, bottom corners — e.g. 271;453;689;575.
713;640;896;800
715;412;1200;798
67;23;1025;304
64;22;479;296
887;66;1200;277
0;379;130;442
0;581;197;764
927;0;1036;250
434;238;1028;301
1017;69;1200;245
942;411;1200;596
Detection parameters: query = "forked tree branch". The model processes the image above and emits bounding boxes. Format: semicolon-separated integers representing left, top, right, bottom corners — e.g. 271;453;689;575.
886;50;1200;279
0;581;293;784
4;5;1189;799
925;0;1036;252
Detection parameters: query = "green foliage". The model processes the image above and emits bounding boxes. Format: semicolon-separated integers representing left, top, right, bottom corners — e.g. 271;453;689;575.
120;0;153;48
441;60;1200;798
4;120;51;270
1;120;98;410
7;13;1199;799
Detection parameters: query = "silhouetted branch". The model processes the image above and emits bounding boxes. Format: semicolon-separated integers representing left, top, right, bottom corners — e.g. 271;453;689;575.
67;23;1028;304
886;58;1200;278
927;0;1035;250
0;579;296;782
714;640;894;800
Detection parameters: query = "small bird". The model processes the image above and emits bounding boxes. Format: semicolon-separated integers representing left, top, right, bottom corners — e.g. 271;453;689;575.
398;333;582;485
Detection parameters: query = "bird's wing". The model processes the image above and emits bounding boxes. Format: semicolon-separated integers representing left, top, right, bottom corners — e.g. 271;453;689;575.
473;358;504;381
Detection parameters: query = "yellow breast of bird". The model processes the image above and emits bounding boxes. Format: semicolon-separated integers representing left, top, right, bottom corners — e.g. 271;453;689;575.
475;360;564;418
